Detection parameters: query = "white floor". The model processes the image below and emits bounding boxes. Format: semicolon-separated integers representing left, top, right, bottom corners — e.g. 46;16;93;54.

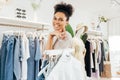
87;77;120;80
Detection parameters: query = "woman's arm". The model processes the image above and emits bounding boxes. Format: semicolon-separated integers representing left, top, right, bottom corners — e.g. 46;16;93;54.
45;34;54;50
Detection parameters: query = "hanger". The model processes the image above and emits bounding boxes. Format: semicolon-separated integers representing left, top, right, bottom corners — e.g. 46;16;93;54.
44;48;74;56
2;30;14;36
26;32;34;39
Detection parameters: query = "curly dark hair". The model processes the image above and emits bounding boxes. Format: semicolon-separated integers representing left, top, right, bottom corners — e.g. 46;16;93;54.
54;2;74;21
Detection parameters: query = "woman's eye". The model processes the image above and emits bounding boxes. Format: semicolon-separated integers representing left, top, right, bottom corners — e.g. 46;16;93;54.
53;17;64;21
53;17;57;20
58;18;63;21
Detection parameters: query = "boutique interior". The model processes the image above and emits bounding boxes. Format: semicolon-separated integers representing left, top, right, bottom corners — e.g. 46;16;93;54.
0;0;120;80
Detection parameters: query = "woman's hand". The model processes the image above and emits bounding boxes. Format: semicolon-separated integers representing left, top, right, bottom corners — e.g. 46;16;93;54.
50;30;66;40
59;31;66;39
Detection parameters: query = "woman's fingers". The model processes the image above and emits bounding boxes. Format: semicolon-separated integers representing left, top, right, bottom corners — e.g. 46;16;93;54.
50;30;66;40
59;31;66;39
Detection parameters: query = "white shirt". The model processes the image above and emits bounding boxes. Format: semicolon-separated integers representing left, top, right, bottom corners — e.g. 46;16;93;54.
21;34;30;80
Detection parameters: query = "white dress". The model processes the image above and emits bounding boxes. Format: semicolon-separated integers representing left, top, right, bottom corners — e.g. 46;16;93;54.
46;51;86;80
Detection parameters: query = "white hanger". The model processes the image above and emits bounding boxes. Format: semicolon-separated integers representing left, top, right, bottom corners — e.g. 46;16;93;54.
44;48;74;56
2;30;14;35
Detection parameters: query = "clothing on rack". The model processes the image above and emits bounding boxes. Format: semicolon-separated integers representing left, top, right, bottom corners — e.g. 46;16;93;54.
85;40;91;77
84;31;109;79
27;36;42;80
21;33;30;80
14;36;22;80
0;35;15;80
0;31;46;80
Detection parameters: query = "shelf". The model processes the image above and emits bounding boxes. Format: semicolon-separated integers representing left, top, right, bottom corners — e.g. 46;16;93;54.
0;17;50;30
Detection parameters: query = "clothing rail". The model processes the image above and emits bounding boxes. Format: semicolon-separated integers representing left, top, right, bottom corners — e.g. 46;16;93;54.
0;23;48;31
0;17;49;31
86;30;102;36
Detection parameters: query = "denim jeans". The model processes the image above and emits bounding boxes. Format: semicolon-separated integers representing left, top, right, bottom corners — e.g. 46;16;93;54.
5;35;15;80
27;37;35;80
34;37;41;80
0;35;15;80
0;35;9;80
27;37;41;80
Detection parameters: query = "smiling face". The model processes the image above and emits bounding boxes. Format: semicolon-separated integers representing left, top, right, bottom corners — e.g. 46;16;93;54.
52;12;68;32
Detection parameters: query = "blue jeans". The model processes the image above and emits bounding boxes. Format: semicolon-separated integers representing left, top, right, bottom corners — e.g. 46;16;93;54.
0;35;9;80
5;35;15;80
27;37;35;80
27;37;41;80
34;37;41;80
0;35;15;80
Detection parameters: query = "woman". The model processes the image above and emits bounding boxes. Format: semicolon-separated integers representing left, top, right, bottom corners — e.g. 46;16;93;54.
39;2;74;79
45;2;74;50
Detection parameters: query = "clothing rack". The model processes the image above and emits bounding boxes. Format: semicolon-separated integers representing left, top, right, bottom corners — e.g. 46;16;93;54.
0;17;49;31
86;30;102;36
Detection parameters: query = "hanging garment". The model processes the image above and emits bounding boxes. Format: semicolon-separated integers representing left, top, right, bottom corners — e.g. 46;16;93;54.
34;37;41;80
0;32;43;80
0;35;15;80
27;36;41;80
85;40;91;77
99;42;105;76
14;36;22;80
21;34;30;80
0;35;9;80
38;49;63;80
27;37;36;80
46;50;86;80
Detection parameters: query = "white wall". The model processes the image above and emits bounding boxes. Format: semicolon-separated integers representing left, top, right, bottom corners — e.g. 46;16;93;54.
0;0;120;36
0;0;35;21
